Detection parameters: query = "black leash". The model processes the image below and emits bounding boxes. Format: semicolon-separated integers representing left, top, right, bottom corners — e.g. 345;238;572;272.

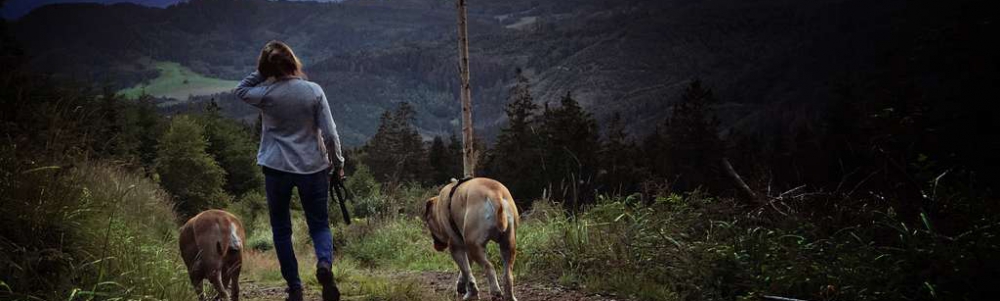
330;174;351;225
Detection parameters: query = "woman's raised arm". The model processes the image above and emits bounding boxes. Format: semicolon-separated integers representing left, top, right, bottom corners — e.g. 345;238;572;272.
233;71;272;107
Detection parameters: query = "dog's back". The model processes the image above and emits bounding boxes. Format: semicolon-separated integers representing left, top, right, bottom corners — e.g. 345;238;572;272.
445;178;520;245
474;178;519;235
179;209;245;300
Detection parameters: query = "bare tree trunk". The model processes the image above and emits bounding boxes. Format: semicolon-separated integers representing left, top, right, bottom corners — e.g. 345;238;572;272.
457;0;475;178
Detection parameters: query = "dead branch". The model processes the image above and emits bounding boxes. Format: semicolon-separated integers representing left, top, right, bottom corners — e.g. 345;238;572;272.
722;157;758;203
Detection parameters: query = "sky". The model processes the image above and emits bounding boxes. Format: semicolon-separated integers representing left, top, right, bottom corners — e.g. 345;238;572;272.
2;0;182;19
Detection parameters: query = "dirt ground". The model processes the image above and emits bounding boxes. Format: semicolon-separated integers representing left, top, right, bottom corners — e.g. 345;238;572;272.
238;271;628;301
417;271;629;301
239;281;322;301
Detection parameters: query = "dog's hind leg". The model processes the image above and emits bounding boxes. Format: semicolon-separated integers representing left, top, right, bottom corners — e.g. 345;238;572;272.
228;263;241;301
223;253;242;301
190;274;206;301
221;262;241;301
450;247;480;300
468;243;502;300
499;234;517;301
209;270;230;301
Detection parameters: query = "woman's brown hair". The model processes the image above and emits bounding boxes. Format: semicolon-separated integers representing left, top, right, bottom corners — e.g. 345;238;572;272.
257;40;304;78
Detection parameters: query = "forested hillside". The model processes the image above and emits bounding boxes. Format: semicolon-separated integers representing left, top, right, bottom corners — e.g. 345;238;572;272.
12;0;994;147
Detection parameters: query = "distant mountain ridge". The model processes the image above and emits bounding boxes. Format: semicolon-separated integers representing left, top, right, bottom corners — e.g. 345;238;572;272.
9;0;986;146
1;0;181;19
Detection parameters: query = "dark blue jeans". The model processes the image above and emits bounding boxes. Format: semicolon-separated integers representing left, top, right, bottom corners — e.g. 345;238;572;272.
262;166;334;290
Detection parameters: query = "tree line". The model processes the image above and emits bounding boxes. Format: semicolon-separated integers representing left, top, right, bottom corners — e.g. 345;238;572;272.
354;67;730;210
358;65;998;229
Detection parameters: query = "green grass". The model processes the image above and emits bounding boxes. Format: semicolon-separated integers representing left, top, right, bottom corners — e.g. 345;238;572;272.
0;161;192;300
238;211;450;301
334;257;450;301
119;61;238;101
340;217;456;272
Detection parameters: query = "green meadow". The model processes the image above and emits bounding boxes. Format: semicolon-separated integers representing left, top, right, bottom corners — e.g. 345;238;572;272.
120;61;239;101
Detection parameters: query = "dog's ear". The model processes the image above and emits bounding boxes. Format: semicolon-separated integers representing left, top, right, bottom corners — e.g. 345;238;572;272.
424;197;449;252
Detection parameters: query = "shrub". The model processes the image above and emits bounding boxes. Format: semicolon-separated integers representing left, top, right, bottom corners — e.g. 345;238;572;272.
228;191;268;237
156;115;230;219
248;230;275;252
199;110;264;197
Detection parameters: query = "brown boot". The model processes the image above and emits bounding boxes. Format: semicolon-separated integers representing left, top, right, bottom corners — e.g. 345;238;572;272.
285;287;303;301
316;265;340;301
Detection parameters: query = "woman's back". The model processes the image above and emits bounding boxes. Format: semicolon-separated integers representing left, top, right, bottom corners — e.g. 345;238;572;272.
259;78;322;139
235;72;343;174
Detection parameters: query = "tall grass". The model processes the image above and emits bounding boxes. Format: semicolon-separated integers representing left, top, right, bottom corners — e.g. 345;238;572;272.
520;193;1000;301
324;179;1000;301
0;157;191;300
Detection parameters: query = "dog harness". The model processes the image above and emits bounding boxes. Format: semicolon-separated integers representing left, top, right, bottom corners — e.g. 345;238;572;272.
447;177;474;242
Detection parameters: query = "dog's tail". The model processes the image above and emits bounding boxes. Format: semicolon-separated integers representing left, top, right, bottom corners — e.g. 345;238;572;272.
228;222;243;252
492;194;513;233
498;199;508;233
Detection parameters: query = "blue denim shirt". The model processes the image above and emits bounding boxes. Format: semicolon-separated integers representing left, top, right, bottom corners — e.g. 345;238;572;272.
234;71;344;174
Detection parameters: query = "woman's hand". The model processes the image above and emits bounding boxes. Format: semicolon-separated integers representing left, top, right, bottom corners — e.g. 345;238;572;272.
337;167;345;180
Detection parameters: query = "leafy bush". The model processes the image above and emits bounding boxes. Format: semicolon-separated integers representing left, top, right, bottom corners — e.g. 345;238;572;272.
344;163;435;220
248;230;275;252
228;191;267;236
198;108;263;198
344;163;383;220
156;115;230;219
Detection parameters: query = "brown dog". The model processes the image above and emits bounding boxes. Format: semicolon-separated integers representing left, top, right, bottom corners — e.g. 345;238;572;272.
179;209;246;301
424;178;520;301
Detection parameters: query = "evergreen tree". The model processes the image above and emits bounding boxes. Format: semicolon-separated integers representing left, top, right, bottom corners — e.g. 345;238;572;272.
446;133;463;178
539;91;599;209
156;115;229;218
365;110;396;182
92;90;163;169
600;112;639;195
660;79;724;192
427;136;451;184
483;68;545;204
363;102;427;186
93;87;127;158
131;95;164;172
200;100;264;197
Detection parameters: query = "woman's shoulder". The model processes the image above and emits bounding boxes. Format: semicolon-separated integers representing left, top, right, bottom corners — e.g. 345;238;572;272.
299;79;325;96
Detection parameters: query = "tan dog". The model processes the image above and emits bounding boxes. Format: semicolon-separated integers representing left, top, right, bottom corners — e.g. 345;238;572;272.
424;177;520;301
179;210;246;301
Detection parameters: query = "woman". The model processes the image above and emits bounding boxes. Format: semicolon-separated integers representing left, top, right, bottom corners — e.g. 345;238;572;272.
234;41;343;301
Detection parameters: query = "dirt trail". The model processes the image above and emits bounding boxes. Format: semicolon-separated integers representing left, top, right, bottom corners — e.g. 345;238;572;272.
416;271;628;301
239;272;627;301
239;281;321;301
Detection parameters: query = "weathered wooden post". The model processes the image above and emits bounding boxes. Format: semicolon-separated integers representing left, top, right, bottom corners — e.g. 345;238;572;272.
456;0;474;177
